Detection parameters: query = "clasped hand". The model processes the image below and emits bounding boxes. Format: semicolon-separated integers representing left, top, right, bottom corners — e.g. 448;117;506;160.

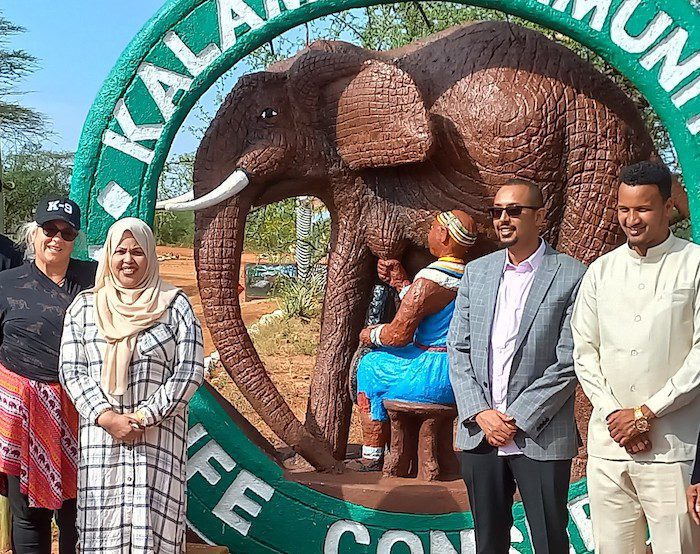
359;326;378;347
607;408;652;453
377;259;410;291
686;484;700;526
97;410;144;442
475;409;517;447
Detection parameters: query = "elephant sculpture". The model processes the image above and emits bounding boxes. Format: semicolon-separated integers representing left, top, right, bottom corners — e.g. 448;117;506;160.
170;21;685;471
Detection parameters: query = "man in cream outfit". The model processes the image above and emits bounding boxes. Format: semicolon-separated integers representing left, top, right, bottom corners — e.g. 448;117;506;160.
572;161;700;553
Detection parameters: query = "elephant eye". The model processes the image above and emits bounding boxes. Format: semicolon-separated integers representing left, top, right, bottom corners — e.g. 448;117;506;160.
260;108;278;120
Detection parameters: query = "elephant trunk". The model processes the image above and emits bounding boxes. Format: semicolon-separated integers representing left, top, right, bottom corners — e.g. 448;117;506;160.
195;194;341;472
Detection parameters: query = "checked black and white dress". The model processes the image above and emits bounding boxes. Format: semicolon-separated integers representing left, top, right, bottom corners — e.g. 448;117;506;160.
59;290;204;553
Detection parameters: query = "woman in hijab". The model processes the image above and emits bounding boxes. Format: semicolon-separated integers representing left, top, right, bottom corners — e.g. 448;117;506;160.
59;217;204;554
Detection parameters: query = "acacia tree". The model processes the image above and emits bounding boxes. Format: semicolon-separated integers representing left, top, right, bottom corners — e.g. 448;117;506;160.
2;147;72;231
0;11;52;234
0;11;47;147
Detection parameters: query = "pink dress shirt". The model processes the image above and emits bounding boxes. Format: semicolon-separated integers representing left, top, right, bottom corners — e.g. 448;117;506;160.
489;240;546;455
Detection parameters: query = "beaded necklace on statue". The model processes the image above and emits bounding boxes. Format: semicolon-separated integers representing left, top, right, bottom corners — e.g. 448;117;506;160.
438;256;465;264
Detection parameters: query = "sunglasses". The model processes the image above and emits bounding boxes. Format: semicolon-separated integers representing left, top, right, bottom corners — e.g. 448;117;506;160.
488;205;542;219
41;224;79;242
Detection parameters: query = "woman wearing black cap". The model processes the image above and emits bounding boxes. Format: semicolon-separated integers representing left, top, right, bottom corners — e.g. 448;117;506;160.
0;195;96;553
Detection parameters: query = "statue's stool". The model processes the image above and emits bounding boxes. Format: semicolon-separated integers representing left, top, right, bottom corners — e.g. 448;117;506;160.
382;400;460;481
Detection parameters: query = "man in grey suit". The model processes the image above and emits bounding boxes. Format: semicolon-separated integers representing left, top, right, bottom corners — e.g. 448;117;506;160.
447;179;586;553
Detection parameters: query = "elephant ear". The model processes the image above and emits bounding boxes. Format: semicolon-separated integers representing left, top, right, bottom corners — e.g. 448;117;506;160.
334;59;433;170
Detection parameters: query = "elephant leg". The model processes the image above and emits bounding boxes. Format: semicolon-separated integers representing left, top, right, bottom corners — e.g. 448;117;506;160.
556;165;623;264
305;213;374;459
556;100;651;264
555;106;651;478
557;160;624;475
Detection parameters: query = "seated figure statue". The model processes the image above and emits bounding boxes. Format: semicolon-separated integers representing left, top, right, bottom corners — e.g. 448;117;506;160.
351;210;477;471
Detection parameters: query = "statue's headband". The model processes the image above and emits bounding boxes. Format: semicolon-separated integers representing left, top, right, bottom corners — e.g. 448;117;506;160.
436;211;477;247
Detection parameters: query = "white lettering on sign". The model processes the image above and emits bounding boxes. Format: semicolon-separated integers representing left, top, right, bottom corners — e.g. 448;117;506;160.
217;0;265;51
212;469;275;536
263;0;302;19
101;98;164;165
323;525;481;553
429;530;477;553
429;531;458;554
609;0;672;54
322;526;483;553
551;0;612;32
324;520;371;553
568;495;594;552
164;31;222;78
137;62;193;121
102;129;155;165
183;428;597;553
112;98;164;142
509;526;525;554
187;422;209;448
96;181;133;219
673;75;700;109
536;0;700;137
377;530;424;554
640;27;700;93
187;438;237;485
686;114;700;135
637;25;700;135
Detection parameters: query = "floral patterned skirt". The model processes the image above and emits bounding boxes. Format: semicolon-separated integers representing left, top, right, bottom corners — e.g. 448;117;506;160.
0;363;78;509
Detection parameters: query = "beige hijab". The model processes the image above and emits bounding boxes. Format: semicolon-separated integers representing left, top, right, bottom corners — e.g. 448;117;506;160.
94;218;179;396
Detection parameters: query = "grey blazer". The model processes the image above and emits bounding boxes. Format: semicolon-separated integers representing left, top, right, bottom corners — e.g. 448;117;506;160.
447;244;586;461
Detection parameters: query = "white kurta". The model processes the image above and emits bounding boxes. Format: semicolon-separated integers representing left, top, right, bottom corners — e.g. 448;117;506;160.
572;233;700;462
59;291;204;554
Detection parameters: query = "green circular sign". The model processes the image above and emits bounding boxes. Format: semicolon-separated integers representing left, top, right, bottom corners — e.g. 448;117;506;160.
70;0;699;551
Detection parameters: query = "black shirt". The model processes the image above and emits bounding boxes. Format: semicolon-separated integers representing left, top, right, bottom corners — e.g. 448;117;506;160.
0;235;22;271
0;259;97;382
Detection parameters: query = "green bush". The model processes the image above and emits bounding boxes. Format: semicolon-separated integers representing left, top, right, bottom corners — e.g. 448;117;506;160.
244;200;297;259
672;219;692;241
274;272;326;321
154;211;194;247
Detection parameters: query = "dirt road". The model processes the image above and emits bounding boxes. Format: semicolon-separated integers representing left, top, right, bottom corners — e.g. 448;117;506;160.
157;246;277;355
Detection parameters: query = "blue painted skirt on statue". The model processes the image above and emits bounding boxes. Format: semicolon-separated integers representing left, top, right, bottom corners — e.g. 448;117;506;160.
356;344;455;422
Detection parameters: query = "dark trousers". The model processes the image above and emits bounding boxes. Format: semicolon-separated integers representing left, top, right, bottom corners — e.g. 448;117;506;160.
458;442;571;554
6;475;78;554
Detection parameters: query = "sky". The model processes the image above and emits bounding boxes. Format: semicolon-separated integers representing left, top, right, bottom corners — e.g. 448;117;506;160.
3;0;249;157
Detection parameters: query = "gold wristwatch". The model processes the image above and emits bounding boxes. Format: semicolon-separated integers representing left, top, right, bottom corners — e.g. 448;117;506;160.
133;409;147;428
633;406;649;433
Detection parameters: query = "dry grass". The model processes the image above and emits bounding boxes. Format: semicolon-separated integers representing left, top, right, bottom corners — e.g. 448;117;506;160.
251;315;320;357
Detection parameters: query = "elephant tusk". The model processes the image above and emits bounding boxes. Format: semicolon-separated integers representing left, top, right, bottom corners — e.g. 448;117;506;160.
155;190;194;210
165;169;250;211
